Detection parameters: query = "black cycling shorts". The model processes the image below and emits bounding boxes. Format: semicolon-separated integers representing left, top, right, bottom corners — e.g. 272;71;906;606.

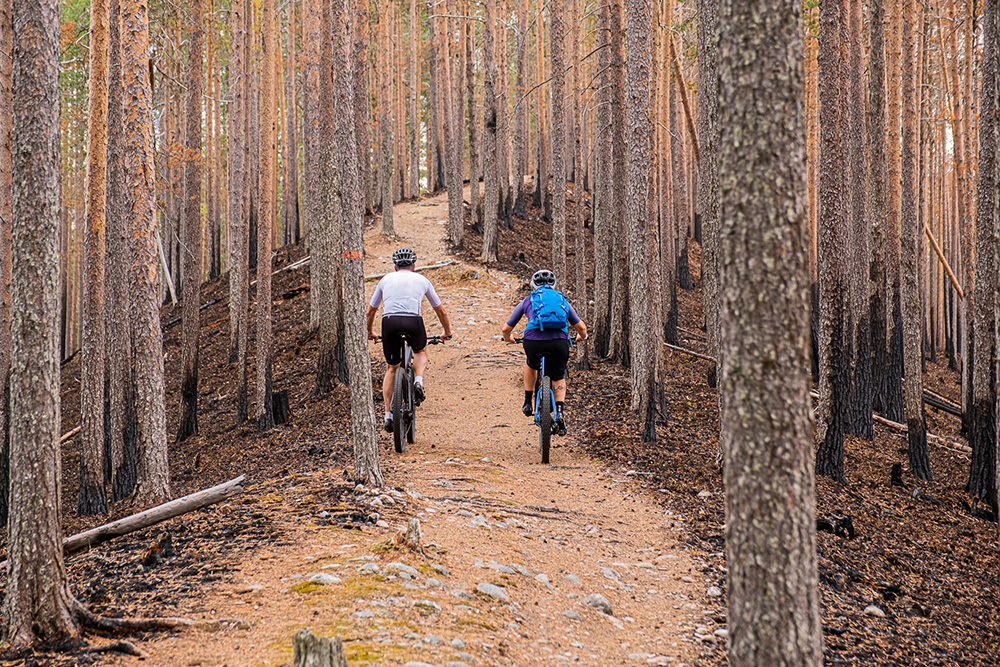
523;338;570;381
381;315;427;366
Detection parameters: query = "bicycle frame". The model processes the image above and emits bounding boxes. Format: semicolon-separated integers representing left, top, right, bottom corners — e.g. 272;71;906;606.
533;357;557;424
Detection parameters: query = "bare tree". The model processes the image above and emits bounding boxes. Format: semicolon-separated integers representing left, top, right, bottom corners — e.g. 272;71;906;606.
696;0;719;385
466;6;481;227
970;0;996;514
717;0;822;662
257;0;277;432
512;0;529;218
123;0;169;504
607;0;629;366
355;0;372;216
79;0;111;514
3;0;80;642
282;0;300;246
178;0;204;442
339;0;384;487
551;0;567;279
378;0;395;234
625;0;655;440
409;0;420;198
480;0;499;263
591;3;612;357
0;0;11;524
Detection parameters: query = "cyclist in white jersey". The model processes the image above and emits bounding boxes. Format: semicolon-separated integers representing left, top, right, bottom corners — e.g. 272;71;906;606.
367;247;453;432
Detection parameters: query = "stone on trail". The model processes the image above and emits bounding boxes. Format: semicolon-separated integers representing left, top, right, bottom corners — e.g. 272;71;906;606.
864;605;886;618
601;567;621;581
488;561;515;575
707;586;723;597
511;563;532;576
307;573;342;584
564;574;582;585
471;515;490;528
534;573;553;589
350;610;374;619
387;562;421;577
561;609;582;621
450;589;474;600
424;634;443;645
444;662;471;667
431;563;450;577
426;577;443;588
476;582;510;602
450;638;466;648
415;599;442;613
456;509;474;518
404;662;435;667
582;593;614;615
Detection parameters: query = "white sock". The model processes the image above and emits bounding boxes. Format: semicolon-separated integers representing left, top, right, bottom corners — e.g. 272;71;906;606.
415;376;424;386
385;411;392;420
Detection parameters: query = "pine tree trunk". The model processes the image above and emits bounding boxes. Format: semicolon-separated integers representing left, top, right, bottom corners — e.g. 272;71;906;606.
124;0;170;504
178;0;204;442
283;0;300;246
814;0;850;484
847;0;872;438
340;0;383;488
970;0;996;512
607;0;629;366
230;0;249;366
534;13;549;216
717;0;822;662
591;3;612;357
466;8;481;228
884;0;905;422
480;0;499;263
512;0;528;219
106;0;139;499
899;0;930;479
378;0;395;234
303;0;320;245
696;0;718;385
408;0;420;198
624;0;654;439
79;0;111;514
354;0;372;216
550;0;567;280
257;0;277;432
0;0;12;524
2;0;81;643
658;0;677;347
447;7;465;248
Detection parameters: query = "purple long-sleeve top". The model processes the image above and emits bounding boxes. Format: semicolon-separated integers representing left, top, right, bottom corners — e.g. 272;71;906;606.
506;295;581;341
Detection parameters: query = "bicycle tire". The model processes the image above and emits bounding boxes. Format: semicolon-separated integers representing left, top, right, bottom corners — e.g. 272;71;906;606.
539;376;552;464
393;362;406;453
406;367;416;444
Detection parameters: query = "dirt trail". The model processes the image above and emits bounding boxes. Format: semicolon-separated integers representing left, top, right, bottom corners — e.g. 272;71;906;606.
109;193;715;667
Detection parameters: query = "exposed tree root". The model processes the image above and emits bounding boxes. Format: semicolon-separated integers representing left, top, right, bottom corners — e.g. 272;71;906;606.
72;597;195;634
83;640;147;657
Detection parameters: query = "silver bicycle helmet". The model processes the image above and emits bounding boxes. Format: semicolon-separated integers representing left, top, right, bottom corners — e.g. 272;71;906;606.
393;247;417;267
530;269;557;289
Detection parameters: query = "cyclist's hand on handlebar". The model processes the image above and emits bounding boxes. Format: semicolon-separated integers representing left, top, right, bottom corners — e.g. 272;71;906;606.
441;333;453;341
368;332;379;341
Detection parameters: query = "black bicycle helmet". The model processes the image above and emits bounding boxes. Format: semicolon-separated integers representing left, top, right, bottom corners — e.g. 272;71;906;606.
393;247;417;267
530;269;557;289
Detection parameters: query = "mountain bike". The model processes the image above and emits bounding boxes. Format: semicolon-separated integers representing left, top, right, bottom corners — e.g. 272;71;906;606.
382;334;443;453
511;337;558;464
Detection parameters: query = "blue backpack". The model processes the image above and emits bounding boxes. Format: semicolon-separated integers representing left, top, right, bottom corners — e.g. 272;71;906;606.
527;285;569;332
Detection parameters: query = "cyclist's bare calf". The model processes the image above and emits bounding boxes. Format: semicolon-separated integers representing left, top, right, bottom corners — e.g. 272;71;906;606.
523;365;567;401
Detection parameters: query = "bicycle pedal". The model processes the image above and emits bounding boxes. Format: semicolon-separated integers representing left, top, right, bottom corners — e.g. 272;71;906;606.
414;383;426;405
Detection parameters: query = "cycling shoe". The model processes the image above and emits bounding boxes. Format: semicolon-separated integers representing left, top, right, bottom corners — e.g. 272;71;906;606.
384;416;393;433
522;403;534;417
554;417;568;436
414;383;426;405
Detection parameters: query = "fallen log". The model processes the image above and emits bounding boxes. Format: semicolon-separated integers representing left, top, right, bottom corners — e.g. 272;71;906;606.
0;476;245;570
871;414;971;455
664;342;716;363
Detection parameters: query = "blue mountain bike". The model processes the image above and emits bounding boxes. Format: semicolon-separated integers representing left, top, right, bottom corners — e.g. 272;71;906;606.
512;337;557;464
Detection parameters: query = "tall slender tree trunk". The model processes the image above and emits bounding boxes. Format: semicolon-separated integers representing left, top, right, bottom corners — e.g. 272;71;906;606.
869;0;891;421
696;0;718;386
717;0;822;661
466;8;481;228
480;0;499;263
355;0;372;217
815;0;850;483
178;0;204;442
79;0;111;514
3;0;80;642
847;0;872;438
512;0;528;218
446;5;466;248
970;0;997;512
408;0;420;198
0;0;12;525
340;0;383;487
625;0;655;440
283;0;300;246
534;12;549;217
123;0;169;504
378;0;395;234
257;0;277;432
551;0;567;279
884;0;905;422
229;0;248;379
607;0;630;366
591;3;612;357
900;0;930;479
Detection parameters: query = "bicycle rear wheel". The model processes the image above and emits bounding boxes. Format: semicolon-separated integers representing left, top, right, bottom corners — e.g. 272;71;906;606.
393;364;407;453
406;368;416;444
538;376;551;464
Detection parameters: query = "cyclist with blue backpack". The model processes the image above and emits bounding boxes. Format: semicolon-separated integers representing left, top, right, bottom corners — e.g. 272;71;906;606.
501;269;588;435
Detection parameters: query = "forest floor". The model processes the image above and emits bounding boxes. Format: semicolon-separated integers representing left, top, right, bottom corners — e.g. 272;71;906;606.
1;183;997;667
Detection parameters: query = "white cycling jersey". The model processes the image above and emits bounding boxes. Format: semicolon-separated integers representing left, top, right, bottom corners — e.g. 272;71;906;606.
370;270;442;317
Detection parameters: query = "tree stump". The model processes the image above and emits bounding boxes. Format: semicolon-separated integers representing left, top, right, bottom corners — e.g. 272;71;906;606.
292;628;347;667
272;389;290;425
405;517;421;551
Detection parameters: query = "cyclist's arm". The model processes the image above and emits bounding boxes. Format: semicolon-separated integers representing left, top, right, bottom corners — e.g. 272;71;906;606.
501;322;515;342
572;320;588;341
366;305;379;340
433;304;453;340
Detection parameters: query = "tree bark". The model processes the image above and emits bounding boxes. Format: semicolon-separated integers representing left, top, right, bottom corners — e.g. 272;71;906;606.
550;0;567;279
591;3;612;357
339;0;383;488
378;0;395;234
283;0;300;246
970;0;996;512
409;0;420;198
79;0;111;514
607;0;629;367
354;0;372;216
257;0;277;432
847;0;872;438
2;0;81;642
0;0;11;525
178;0;204;443
466;8;481;228
480;0;499;263
884;0;905;422
512;0;528;219
696;0;718;385
625;0;655;440
814;0;850;483
123;0;169;504
717;0;822;662
899;0;930;479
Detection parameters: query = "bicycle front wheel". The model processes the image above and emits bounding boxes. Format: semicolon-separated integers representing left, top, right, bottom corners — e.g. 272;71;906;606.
538;376;551;464
393;365;406;453
406;368;416;444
